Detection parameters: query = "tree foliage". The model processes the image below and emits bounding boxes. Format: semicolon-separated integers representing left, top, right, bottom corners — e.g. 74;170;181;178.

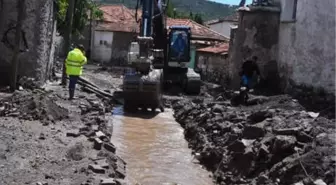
166;1;204;25
99;0;238;21
56;0;103;37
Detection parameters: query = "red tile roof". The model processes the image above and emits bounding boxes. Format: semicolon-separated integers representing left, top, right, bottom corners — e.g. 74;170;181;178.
96;5;228;41
166;18;228;41
96;5;139;33
197;43;229;54
205;12;239;25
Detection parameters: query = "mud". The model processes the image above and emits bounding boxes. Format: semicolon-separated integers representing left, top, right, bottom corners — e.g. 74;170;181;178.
0;76;126;184
111;106;214;185
172;89;335;185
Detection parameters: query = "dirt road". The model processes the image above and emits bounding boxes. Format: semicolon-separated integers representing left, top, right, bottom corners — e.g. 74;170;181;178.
0;64;334;185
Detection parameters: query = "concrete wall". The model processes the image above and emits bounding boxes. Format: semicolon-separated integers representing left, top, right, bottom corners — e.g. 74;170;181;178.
0;0;56;86
228;7;281;90
277;0;335;94
92;30;113;63
209;21;237;38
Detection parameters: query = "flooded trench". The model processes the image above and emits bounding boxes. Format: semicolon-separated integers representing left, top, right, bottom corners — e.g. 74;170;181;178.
111;106;214;185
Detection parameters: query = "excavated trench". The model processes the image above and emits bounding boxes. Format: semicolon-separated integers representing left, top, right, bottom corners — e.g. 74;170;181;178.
110;106;214;185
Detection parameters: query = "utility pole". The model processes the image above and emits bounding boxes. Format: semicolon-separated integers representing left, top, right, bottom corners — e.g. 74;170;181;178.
61;0;76;86
10;0;25;92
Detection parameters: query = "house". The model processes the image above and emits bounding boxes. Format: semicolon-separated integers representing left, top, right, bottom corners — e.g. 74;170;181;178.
205;13;239;38
91;5;138;65
196;43;229;84
91;4;228;67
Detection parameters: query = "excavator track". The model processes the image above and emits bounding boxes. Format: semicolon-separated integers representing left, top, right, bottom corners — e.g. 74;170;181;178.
123;69;164;112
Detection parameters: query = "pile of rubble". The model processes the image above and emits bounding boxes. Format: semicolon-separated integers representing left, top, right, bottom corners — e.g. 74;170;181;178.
172;95;335;185
0;90;68;124
0;82;126;184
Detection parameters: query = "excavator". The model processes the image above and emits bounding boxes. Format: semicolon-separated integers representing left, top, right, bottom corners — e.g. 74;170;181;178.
123;0;201;112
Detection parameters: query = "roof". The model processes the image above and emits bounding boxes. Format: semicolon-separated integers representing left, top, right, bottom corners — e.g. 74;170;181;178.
205;12;239;25
96;5;139;33
96;6;228;41
167;18;228;41
197;43;229;54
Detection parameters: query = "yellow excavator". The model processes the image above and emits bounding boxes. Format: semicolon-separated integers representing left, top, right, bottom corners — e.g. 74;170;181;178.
123;0;201;112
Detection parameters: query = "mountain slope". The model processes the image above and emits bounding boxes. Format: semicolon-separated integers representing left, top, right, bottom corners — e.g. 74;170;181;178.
98;0;238;20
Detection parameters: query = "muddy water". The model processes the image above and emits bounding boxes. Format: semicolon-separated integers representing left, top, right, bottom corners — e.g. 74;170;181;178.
111;106;214;185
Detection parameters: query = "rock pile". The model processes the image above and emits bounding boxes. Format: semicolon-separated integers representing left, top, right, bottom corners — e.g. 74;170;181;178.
0;90;68;124
172;96;335;185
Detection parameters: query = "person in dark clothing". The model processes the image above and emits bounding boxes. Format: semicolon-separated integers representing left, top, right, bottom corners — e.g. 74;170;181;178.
239;56;261;90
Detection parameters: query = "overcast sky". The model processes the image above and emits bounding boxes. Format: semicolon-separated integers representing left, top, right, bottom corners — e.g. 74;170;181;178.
208;0;253;5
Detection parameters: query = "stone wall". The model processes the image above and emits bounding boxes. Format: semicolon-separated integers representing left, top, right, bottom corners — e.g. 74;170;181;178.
197;52;229;85
228;7;281;90
0;0;56;86
277;0;335;95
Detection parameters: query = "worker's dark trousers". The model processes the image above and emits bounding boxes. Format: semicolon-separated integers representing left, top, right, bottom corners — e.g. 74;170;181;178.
68;75;79;100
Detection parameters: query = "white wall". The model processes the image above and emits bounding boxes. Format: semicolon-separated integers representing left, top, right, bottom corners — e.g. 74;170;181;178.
92;30;113;63
209;21;236;38
278;0;335;94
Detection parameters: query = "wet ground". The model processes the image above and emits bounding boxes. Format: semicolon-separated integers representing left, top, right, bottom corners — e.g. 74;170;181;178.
111;106;214;185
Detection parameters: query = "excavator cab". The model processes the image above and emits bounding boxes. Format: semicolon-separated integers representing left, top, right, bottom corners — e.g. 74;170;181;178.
168;26;191;68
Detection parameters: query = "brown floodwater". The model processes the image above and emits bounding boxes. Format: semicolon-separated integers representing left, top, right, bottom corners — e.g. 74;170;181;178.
110;106;215;185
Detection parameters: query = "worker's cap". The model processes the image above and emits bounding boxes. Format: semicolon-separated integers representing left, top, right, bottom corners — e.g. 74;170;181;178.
76;44;85;51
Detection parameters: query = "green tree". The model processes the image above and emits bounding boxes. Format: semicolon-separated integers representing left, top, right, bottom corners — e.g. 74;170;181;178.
194;13;204;25
56;0;103;37
166;0;175;18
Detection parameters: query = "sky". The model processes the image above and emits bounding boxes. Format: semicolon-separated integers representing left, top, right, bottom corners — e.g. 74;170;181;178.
208;0;253;6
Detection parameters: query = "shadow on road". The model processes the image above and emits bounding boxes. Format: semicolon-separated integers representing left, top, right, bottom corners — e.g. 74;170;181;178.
112;105;159;119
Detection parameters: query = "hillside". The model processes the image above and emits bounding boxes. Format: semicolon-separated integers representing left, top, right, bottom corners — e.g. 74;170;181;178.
97;0;238;21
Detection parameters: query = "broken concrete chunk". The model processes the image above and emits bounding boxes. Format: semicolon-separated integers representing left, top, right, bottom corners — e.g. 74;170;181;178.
66;130;80;137
92;125;99;131
115;179;127;185
100;178;116;185
296;131;313;143
314;179;327;185
88;164;105;174
227;140;245;153
273;127;302;136
243;124;265;139
104;142;116;153
272;135;296;153
96;131;107;140
94;138;103;150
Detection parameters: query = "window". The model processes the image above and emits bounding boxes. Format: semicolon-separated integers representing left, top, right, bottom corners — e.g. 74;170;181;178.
99;40;103;45
280;0;298;22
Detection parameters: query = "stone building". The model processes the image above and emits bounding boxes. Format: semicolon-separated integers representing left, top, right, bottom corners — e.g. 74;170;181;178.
0;0;56;86
196;43;229;84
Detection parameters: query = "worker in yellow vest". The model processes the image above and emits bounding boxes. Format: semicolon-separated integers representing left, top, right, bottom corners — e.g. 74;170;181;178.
65;44;87;100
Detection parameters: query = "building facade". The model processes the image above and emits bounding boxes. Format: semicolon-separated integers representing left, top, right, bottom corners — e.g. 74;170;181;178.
277;0;335;94
205;13;239;38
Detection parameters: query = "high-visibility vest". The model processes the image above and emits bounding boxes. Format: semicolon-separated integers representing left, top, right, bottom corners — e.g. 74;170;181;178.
65;48;87;76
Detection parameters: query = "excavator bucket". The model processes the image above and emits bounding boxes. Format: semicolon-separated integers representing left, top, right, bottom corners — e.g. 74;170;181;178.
122;69;164;112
